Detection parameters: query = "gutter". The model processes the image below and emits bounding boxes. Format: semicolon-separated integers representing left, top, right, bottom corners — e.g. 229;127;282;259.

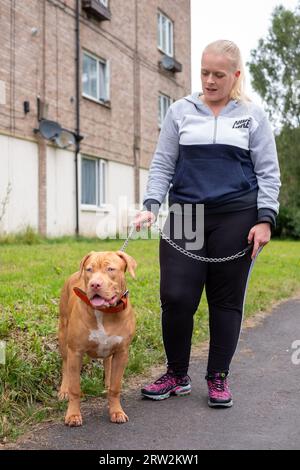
75;0;80;236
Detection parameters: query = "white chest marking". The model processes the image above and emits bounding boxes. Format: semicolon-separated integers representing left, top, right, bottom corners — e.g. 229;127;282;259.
89;311;123;358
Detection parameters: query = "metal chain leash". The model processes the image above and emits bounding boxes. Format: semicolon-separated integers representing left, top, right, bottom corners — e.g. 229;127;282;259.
119;225;136;253
158;225;252;262
120;223;252;263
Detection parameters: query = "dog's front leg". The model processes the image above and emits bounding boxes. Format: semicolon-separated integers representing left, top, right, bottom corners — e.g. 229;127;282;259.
65;348;83;427
108;350;129;424
103;356;112;392
58;355;69;400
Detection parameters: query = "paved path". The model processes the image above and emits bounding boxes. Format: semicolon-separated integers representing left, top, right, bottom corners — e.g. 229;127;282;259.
13;297;300;450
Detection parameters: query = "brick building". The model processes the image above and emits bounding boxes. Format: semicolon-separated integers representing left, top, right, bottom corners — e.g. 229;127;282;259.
0;0;191;236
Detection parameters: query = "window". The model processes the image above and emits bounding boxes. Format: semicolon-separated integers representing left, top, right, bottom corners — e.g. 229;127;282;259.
158;93;172;128
98;0;108;6
81;156;107;207
82;52;110;102
157;12;174;57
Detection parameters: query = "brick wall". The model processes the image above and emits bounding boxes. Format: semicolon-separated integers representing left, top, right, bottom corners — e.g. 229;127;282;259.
0;0;191;165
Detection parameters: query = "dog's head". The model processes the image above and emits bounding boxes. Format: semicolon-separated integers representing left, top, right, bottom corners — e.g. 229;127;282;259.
78;251;137;309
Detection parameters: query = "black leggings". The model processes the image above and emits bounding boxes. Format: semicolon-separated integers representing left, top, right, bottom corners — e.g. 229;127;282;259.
159;206;258;376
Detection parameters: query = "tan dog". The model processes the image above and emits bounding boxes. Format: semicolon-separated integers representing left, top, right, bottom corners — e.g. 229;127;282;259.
58;250;137;426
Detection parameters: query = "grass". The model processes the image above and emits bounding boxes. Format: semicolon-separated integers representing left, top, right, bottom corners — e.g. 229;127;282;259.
0;236;300;441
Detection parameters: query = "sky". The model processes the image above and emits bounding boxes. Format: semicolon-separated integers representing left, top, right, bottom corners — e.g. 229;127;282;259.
191;0;299;103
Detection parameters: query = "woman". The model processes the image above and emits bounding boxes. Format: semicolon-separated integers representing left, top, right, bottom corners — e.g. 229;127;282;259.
134;40;280;407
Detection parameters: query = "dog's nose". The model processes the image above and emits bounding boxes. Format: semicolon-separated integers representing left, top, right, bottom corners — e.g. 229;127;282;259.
90;280;102;290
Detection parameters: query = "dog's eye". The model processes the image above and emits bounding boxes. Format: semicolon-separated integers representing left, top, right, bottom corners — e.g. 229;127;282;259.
85;267;93;272
107;267;115;272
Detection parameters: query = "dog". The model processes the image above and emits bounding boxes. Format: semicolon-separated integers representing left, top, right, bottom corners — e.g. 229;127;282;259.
58;250;137;426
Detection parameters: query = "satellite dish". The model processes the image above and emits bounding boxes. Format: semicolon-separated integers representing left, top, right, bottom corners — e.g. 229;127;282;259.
160;55;182;73
39;119;62;140
161;55;174;71
36;119;77;149
55;129;76;149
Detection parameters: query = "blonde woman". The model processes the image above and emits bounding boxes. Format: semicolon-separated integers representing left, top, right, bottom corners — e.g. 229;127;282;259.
134;40;280;407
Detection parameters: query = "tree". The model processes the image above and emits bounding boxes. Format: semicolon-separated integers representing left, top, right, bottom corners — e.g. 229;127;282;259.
276;127;300;207
248;3;300;128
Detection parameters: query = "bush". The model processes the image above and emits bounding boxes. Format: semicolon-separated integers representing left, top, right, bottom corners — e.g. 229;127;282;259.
0;226;44;245
274;206;300;239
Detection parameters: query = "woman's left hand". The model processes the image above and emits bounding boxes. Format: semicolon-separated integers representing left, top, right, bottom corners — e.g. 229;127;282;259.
247;223;272;260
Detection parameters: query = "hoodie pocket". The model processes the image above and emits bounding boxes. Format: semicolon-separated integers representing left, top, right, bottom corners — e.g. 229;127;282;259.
173;157;251;202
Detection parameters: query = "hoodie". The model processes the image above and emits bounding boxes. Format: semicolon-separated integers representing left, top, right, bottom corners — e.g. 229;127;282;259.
143;92;281;227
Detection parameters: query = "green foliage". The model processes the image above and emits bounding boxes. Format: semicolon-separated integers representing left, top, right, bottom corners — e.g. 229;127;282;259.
276;127;300;209
0;226;45;245
275;126;300;235
248;3;300;128
249;4;300;232
275;206;300;238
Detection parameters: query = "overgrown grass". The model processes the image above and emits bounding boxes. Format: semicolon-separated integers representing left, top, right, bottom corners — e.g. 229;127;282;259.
0;237;299;441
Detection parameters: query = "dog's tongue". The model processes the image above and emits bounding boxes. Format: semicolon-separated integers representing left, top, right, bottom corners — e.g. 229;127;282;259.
90;296;106;308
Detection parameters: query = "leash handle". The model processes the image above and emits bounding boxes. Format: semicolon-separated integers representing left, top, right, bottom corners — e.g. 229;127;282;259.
119;218;153;252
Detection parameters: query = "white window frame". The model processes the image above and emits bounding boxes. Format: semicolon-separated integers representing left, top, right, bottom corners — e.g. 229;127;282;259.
81;156;107;210
157;12;174;57
82;51;110;103
158;93;173;129
98;0;108;7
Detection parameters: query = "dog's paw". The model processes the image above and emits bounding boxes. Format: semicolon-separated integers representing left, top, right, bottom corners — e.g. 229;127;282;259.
65;413;83;427
58;389;69;401
110;410;129;424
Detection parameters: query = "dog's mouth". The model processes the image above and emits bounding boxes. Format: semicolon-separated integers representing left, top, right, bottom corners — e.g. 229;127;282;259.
89;293;118;308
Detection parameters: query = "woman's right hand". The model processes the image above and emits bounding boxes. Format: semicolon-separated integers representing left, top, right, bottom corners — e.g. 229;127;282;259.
133;211;156;232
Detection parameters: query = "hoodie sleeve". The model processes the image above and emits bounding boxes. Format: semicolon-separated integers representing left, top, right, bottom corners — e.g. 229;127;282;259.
249;112;281;224
142;105;180;212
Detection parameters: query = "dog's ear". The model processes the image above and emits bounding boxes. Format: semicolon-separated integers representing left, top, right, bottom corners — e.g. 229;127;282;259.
79;252;95;277
116;251;137;279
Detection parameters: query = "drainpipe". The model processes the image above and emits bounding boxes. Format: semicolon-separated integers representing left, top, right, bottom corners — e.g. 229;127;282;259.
75;0;80;236
37;0;47;236
133;0;140;206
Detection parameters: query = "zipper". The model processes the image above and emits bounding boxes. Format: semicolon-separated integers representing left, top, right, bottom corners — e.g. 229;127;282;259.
213;116;218;143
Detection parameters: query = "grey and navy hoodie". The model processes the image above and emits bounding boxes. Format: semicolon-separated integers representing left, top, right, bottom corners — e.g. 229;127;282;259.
143;92;281;227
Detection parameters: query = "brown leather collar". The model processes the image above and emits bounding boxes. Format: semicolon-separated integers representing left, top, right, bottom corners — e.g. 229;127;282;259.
73;287;129;313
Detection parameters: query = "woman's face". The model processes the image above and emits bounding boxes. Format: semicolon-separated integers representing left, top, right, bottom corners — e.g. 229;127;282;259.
201;52;240;105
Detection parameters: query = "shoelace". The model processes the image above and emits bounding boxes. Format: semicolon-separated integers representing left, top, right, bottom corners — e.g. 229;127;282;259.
154;372;190;384
209;377;228;392
155;372;174;384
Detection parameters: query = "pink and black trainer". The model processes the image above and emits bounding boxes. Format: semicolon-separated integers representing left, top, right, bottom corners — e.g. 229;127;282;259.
206;372;233;408
141;370;191;400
